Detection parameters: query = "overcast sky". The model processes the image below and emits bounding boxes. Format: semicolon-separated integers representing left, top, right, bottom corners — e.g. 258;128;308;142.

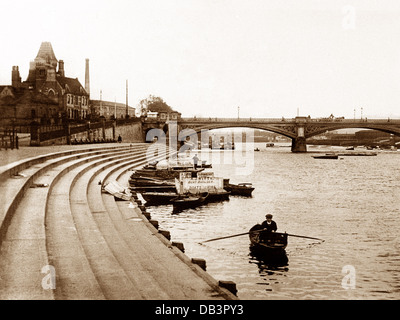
1;0;400;119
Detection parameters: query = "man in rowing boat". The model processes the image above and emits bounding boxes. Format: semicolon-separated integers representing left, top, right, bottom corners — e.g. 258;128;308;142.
259;214;277;242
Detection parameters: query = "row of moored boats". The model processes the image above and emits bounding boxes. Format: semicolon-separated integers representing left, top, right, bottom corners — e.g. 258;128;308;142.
128;157;254;212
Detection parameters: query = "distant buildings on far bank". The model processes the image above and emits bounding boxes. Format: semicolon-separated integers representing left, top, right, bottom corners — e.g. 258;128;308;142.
0;42;135;127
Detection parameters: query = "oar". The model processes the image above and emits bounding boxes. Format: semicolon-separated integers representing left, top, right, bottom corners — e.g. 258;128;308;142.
199;230;324;244
286;233;324;242
199;229;267;244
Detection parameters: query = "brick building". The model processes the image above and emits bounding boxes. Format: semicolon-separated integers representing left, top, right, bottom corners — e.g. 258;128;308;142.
0;42;89;126
90;100;136;119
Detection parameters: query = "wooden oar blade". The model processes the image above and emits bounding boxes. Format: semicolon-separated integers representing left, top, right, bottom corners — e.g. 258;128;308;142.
199;229;266;244
200;232;249;244
287;233;324;242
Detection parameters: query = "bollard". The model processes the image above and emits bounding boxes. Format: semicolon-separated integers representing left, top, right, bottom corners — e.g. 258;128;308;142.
149;219;159;229
172;241;185;253
191;258;206;271
142;211;151;220
159;230;171;241
218;280;238;296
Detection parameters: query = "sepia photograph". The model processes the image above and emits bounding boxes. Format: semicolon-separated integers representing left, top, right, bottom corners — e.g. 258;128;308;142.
0;0;399;311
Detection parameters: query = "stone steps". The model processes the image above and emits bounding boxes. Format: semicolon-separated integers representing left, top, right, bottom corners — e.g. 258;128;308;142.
0;144;148;299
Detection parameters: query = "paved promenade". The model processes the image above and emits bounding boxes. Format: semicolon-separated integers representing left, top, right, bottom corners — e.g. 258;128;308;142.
0;143;238;300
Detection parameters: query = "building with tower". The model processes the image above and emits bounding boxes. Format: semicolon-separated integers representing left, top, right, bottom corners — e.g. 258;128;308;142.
0;42;90;126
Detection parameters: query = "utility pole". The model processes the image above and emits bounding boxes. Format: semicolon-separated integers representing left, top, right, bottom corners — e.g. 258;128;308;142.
126;80;129;118
100;90;102;117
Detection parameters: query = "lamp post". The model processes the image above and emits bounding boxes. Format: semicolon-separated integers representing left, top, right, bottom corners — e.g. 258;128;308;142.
237;106;240;120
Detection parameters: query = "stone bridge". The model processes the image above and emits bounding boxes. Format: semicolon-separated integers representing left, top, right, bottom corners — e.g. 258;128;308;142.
143;116;400;152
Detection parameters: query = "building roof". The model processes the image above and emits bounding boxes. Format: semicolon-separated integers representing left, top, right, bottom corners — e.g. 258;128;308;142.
35;42;58;67
0;86;58;106
57;76;88;96
90;99;134;109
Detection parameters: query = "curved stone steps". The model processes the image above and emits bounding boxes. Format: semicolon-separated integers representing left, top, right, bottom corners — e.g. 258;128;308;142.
0;145;144;244
87;158;176;299
0;146;150;299
0;145;148;299
45;146;162;299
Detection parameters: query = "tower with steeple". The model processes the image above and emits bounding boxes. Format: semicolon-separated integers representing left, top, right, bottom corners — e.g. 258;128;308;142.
26;42;59;94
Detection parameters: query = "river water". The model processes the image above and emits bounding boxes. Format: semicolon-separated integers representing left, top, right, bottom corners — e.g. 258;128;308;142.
145;143;400;300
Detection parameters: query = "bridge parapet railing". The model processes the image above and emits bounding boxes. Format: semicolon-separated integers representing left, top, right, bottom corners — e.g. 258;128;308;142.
307;118;400;124
180;117;400;124
180;117;295;123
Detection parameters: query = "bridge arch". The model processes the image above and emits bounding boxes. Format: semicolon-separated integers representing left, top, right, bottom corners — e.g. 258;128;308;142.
305;124;400;139
178;123;297;139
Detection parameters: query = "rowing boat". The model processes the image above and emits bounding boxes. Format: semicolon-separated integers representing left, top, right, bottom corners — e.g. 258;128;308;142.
248;224;288;252
140;192;178;205
170;192;209;211
312;154;339;159
224;183;254;196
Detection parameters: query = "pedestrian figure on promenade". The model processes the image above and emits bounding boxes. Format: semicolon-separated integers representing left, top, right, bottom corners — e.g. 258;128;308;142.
117;134;122;143
260;214;277;242
192;154;199;169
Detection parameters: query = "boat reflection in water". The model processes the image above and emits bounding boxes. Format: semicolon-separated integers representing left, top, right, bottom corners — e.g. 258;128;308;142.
249;245;289;271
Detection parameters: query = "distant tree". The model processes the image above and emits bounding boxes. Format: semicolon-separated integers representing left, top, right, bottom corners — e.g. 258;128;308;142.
139;95;174;115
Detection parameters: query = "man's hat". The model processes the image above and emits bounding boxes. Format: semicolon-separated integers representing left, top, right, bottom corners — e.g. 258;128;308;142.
265;214;273;219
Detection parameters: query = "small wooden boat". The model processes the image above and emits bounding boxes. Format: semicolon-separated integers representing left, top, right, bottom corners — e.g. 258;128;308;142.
131;166;205;180
224;183;254;196
129;175;175;187
312;154;339;159
130;185;177;193
140;192;178;205
206;189;230;202
200;160;212;168
103;181;132;201
249;224;288;252
170;192;209;211
337;152;377;157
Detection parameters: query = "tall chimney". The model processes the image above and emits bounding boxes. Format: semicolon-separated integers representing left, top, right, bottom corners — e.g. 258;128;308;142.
58;60;65;77
12;66;21;87
85;58;90;96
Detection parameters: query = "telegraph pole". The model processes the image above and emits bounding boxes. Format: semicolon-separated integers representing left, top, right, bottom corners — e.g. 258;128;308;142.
126;80;129;118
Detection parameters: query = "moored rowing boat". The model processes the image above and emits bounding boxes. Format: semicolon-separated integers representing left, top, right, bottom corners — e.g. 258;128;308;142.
224;183;254;196
170;192;209;211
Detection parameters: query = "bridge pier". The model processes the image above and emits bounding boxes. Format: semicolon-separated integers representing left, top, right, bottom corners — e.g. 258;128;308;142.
291;137;307;153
